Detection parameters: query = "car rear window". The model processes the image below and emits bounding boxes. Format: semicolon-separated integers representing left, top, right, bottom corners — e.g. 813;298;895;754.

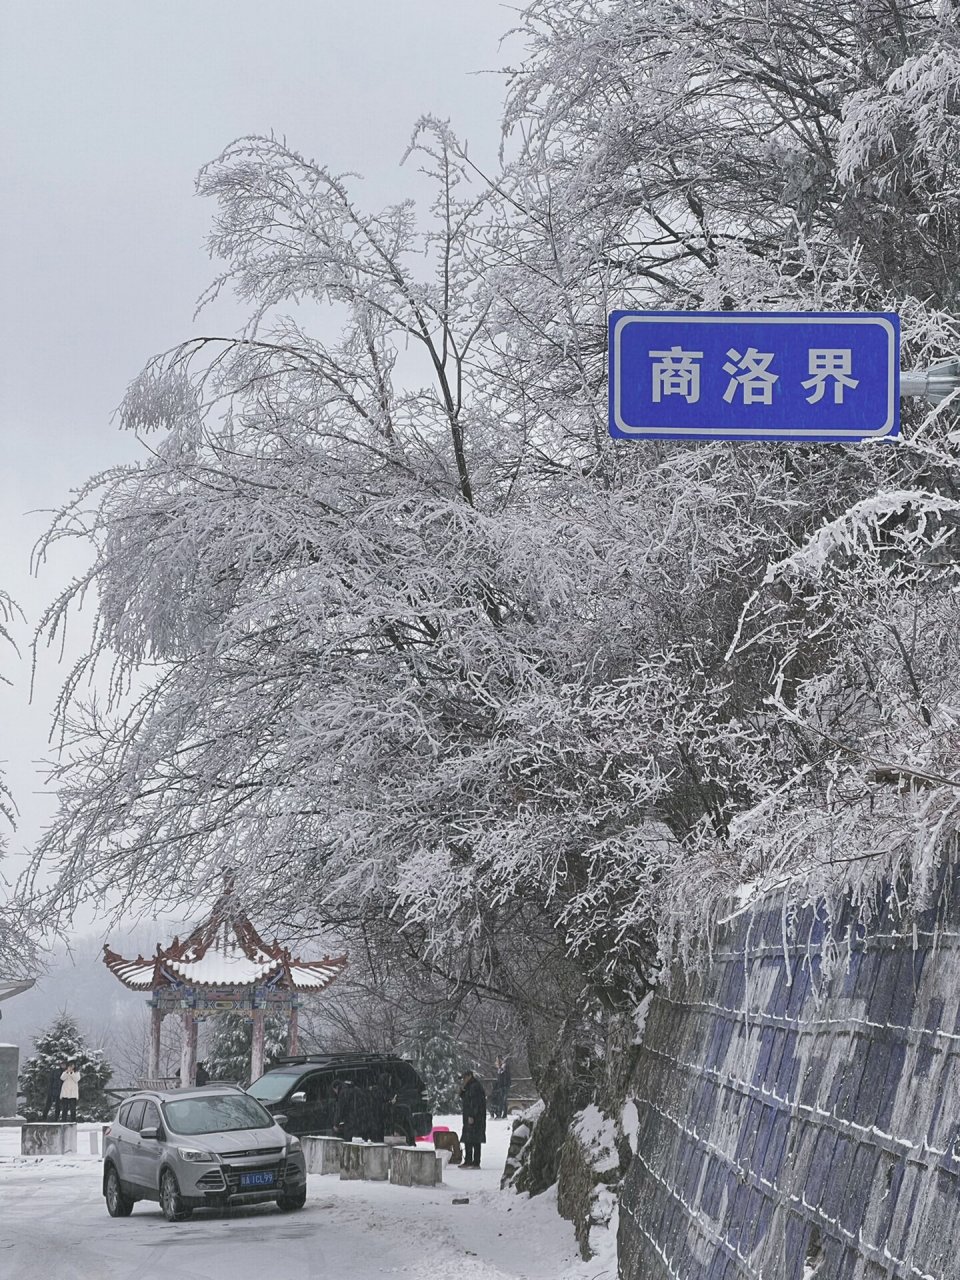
163;1093;274;1135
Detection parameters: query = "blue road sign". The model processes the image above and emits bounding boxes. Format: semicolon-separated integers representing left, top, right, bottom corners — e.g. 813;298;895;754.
609;311;900;442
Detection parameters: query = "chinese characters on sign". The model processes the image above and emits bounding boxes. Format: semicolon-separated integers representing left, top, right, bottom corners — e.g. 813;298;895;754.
650;345;859;407
651;347;702;403
801;350;859;404
610;313;899;442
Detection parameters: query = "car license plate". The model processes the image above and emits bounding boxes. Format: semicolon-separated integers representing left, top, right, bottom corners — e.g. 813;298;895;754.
239;1171;275;1188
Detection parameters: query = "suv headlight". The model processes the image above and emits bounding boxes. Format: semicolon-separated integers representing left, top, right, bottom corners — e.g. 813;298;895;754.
177;1148;220;1163
286;1135;302;1151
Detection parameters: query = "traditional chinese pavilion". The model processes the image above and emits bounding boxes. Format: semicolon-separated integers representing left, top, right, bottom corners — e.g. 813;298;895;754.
103;883;347;1087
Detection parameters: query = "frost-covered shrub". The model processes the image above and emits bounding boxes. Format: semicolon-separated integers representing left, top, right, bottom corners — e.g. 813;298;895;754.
19;1014;114;1122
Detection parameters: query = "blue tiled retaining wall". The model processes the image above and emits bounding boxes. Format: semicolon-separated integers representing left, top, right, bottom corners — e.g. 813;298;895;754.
619;882;960;1279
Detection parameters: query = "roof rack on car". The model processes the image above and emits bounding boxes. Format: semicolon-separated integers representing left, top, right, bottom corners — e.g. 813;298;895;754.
271;1052;407;1067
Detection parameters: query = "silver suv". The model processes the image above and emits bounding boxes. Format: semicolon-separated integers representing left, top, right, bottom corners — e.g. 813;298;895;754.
102;1085;307;1221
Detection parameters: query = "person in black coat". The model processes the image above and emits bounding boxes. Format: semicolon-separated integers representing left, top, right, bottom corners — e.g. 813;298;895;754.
354;1082;374;1140
492;1056;512;1118
459;1069;487;1168
42;1064;63;1121
368;1074;390;1143
333;1079;373;1141
386;1096;418;1145
332;1079;357;1140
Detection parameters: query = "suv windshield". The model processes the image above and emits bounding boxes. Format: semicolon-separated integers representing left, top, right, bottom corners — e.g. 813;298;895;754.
163;1093;274;1135
247;1071;303;1105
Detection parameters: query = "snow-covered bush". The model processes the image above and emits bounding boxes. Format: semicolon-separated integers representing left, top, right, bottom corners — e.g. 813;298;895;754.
19;1013;114;1121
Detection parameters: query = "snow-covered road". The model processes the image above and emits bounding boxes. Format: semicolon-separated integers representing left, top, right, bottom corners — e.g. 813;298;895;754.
0;1119;613;1280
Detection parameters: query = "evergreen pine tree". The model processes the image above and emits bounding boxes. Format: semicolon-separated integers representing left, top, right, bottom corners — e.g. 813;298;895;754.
19;1013;114;1121
406;1025;461;1113
203;1012;288;1084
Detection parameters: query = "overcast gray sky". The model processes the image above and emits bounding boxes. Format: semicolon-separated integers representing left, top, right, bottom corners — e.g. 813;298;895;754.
0;0;513;932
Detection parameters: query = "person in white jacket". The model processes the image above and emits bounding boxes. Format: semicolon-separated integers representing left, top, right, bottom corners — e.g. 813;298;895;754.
59;1062;80;1122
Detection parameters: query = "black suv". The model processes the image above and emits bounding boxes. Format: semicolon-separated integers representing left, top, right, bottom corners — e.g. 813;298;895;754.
246;1053;432;1139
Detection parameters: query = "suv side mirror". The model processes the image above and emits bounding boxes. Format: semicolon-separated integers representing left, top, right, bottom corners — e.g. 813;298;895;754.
140;1127;160;1141
290;1091;306;1105
274;1114;289;1128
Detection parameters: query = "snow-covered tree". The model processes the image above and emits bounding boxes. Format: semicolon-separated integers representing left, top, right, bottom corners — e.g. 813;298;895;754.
405;1023;462;1113
0;589;34;979
204;1013;287;1085
24;0;960;1055
26;122;668;1014
19;1013;114;1121
110;1003;181;1086
496;0;960;934
301;927;527;1077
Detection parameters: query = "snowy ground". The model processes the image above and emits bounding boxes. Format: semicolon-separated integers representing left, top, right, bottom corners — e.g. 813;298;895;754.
0;1118;616;1280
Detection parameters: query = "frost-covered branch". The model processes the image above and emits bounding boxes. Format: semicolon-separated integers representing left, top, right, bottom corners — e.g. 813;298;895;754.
27;0;960;1010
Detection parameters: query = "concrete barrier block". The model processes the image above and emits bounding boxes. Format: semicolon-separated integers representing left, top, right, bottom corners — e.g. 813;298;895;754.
301;1134;343;1174
21;1123;77;1155
362;1142;390;1181
388;1144;442;1187
339;1141;366;1180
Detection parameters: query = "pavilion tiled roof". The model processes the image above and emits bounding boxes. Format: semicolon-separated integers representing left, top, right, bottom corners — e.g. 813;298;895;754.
102;882;347;994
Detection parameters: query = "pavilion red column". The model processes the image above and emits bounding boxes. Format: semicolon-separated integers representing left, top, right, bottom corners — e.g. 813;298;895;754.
287;1002;299;1056
180;1013;198;1088
149;1006;162;1080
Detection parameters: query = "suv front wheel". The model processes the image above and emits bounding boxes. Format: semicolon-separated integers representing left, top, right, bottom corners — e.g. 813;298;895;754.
160;1168;193;1222
277;1186;307;1211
